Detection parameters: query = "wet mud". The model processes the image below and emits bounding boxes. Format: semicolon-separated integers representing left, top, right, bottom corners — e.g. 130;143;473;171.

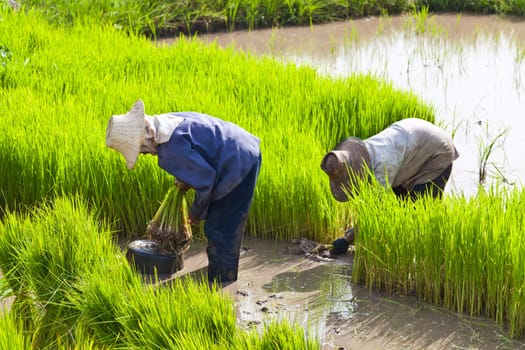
167;237;525;349
2;236;524;348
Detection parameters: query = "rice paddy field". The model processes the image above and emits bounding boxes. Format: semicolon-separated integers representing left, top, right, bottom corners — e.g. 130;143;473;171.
1;0;525;347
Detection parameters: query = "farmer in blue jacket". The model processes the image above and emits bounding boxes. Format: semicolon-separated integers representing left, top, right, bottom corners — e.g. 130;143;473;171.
106;99;262;284
321;118;459;254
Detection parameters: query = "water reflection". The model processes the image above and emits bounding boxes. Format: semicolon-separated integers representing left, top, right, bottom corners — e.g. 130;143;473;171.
263;262;355;319
261;260;355;344
199;14;525;196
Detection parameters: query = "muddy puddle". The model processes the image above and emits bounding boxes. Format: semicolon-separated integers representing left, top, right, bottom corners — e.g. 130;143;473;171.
165;237;525;349
192;14;525;197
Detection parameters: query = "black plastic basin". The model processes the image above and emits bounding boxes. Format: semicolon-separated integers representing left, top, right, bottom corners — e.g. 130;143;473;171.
126;239;184;275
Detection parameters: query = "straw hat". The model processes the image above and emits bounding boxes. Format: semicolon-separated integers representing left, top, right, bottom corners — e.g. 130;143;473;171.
106;99;145;169
320;137;372;202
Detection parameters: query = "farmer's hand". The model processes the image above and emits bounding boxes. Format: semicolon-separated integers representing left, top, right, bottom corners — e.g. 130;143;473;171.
331;237;350;255
175;179;192;194
188;215;200;225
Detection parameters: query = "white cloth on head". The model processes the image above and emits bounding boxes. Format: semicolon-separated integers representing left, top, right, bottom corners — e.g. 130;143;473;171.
142;113;185;154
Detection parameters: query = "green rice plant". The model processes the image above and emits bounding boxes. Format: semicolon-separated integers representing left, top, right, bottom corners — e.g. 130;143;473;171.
77;268;318;349
226;0;241;31
476;125;508;186
0;311;31;350
413;0;498;13
0;195;129;348
13;0;525;39
244;0;260;29
0;7;434;242
0;198;320;349
0;311;30;349
0;195;320;348
239;320;320;349
403;5;446;37
124;278;237;348
498;0;525;16
147;185;192;253
350;177;525;337
411;4;430;35
19;0;412;37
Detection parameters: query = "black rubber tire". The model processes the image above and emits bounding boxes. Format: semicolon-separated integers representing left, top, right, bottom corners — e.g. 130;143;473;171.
126;239;184;275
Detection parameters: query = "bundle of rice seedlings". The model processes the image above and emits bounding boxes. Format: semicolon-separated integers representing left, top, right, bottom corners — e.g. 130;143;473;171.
146;186;192;254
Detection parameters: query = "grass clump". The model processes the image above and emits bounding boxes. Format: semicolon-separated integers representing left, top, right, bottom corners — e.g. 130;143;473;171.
0;195;319;349
147;186;192;253
0;311;30;349
15;0;525;38
19;0;408;36
0;7;434;241
350;181;525;338
0;195;131;348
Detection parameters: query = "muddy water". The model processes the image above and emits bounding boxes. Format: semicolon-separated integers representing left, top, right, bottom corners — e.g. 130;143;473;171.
197;14;525;197
168;237;525;349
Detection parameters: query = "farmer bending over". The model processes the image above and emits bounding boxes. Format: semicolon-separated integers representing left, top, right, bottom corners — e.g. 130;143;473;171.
106;100;262;284
321;118;459;255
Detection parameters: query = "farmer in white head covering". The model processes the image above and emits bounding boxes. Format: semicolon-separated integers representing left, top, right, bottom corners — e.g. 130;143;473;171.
321;118;459;254
106;100;262;283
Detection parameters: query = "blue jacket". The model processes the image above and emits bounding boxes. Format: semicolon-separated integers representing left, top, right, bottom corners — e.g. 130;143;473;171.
156;112;261;220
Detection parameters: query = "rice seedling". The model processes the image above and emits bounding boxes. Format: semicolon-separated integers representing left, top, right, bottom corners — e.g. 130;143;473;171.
239;320;320;349
0;312;30;349
376;9;392;35
475;124;508;186
350;175;525;337
0;195;129;348
411;5;431;35
147;185;192;253
9;0;525;42
0;6;432;242
17;0;421;37
0;195;319;348
342;21;359;46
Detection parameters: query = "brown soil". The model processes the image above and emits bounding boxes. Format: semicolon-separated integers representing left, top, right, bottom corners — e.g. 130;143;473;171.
167;236;525;350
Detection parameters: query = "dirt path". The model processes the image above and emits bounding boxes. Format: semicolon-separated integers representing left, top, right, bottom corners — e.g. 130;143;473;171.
168;237;525;350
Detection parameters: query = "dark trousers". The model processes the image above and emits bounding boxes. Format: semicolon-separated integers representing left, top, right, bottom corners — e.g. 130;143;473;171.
392;164;453;201
204;155;262;283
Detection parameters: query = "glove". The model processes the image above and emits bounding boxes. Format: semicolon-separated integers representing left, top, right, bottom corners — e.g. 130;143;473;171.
331;237;350;255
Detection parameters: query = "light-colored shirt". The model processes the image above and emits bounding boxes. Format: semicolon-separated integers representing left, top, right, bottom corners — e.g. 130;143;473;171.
364;118;459;190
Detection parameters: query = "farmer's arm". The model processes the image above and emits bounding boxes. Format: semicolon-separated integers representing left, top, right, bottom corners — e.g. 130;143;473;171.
157;139;216;221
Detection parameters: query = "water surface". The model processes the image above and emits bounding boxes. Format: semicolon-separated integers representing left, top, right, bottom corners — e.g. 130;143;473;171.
198;14;525;196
